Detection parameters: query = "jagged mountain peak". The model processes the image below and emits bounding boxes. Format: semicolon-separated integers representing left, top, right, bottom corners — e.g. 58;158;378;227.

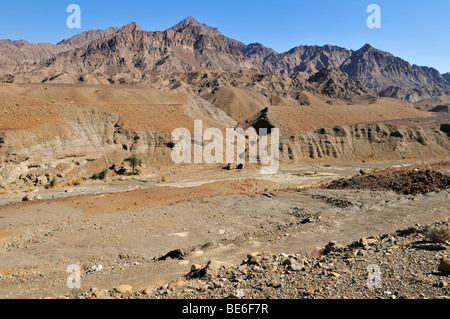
169;16;220;34
119;22;142;33
359;43;375;52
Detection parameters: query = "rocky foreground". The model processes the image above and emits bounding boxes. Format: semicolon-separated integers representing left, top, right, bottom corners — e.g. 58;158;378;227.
65;222;450;300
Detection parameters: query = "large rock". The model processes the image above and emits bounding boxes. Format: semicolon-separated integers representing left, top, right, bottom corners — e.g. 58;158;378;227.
438;258;450;273
114;284;132;294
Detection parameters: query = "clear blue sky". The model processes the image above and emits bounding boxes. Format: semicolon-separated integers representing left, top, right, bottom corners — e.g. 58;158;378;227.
0;0;448;73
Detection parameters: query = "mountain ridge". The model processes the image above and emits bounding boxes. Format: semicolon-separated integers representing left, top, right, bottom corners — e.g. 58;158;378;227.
1;17;448;102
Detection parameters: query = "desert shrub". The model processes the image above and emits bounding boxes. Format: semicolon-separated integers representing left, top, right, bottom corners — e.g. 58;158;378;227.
92;169;109;180
45;178;58;189
427;226;450;243
50;178;57;187
68;178;83;186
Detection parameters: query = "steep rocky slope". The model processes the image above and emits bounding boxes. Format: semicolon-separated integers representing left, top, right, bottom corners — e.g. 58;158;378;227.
278;122;450;163
340;44;449;102
0;27;118;66
10;22;255;85
243;43;449;102
305;65;376;101
0;84;236;184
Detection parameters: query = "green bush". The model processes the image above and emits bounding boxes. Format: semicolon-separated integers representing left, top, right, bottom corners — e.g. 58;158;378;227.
92;169;109;180
49;178;57;188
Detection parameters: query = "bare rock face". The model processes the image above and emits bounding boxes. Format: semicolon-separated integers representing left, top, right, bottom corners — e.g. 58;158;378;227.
244;43;353;76
340;44;450;102
57;27;119;47
0;27;118;66
278;123;450;162
11;22;256;84
443;72;450;83
306;65;376;101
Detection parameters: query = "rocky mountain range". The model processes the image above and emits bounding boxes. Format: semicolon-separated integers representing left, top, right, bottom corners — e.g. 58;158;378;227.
0;16;449;102
0;27;118;65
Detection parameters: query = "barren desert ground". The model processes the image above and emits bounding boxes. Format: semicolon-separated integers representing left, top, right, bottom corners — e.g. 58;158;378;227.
0;160;449;299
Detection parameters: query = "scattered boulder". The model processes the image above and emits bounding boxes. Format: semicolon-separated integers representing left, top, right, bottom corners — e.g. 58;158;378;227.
359;169;372;176
412;242;447;251
158;249;185;261
141;288;154;295
229;289;244;299
169;280;185;289
438;258;450;273
187;260;224;279
114;285;132;294
93;290;108;298
323;241;345;254
359;237;378;247
247;253;262;265
22;194;35;202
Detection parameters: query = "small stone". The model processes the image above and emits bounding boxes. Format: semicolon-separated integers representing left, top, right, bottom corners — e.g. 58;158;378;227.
93;290;107;298
247;253;261;265
114;284;132;294
324;241;345;254
290;264;302;271
141;288;154;295
359;237;377;246
359;169;371;175
283;258;293;267
230;289;244;299
330;272;341;278
169;280;185;289
438;258;450;273
91;264;103;272
204;260;223;275
22;194;35;202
